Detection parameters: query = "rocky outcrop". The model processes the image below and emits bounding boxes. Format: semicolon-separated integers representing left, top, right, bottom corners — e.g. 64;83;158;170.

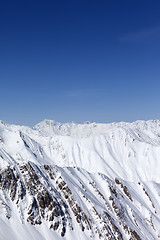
0;162;159;239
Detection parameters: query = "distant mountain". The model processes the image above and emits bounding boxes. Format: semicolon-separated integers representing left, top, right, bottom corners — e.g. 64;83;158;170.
0;119;160;239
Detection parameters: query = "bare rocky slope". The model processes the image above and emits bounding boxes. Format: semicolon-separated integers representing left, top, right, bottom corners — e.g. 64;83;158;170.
0;120;160;239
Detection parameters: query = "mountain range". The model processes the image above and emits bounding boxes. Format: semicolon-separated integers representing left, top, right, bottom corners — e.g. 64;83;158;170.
0;119;160;239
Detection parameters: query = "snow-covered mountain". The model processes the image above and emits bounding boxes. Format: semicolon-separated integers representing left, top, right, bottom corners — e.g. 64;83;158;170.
1;119;160;239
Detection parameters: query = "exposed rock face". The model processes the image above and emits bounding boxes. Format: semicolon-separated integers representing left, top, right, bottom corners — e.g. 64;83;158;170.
0;162;160;239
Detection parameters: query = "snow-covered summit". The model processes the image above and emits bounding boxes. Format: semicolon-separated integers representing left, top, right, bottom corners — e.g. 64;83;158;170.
33;118;160;138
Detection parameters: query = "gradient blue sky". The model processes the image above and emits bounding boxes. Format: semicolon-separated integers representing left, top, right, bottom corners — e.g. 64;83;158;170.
1;0;160;126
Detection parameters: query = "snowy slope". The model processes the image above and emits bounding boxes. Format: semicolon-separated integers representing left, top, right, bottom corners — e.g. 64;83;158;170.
0;119;160;239
1;119;160;182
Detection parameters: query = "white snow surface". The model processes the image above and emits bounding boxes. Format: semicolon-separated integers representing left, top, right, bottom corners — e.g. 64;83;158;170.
1;119;160;182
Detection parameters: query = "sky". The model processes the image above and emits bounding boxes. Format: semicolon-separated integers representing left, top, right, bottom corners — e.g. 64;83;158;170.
0;0;160;126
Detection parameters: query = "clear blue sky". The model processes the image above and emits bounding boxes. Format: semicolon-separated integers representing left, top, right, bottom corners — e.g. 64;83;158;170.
0;0;160;126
